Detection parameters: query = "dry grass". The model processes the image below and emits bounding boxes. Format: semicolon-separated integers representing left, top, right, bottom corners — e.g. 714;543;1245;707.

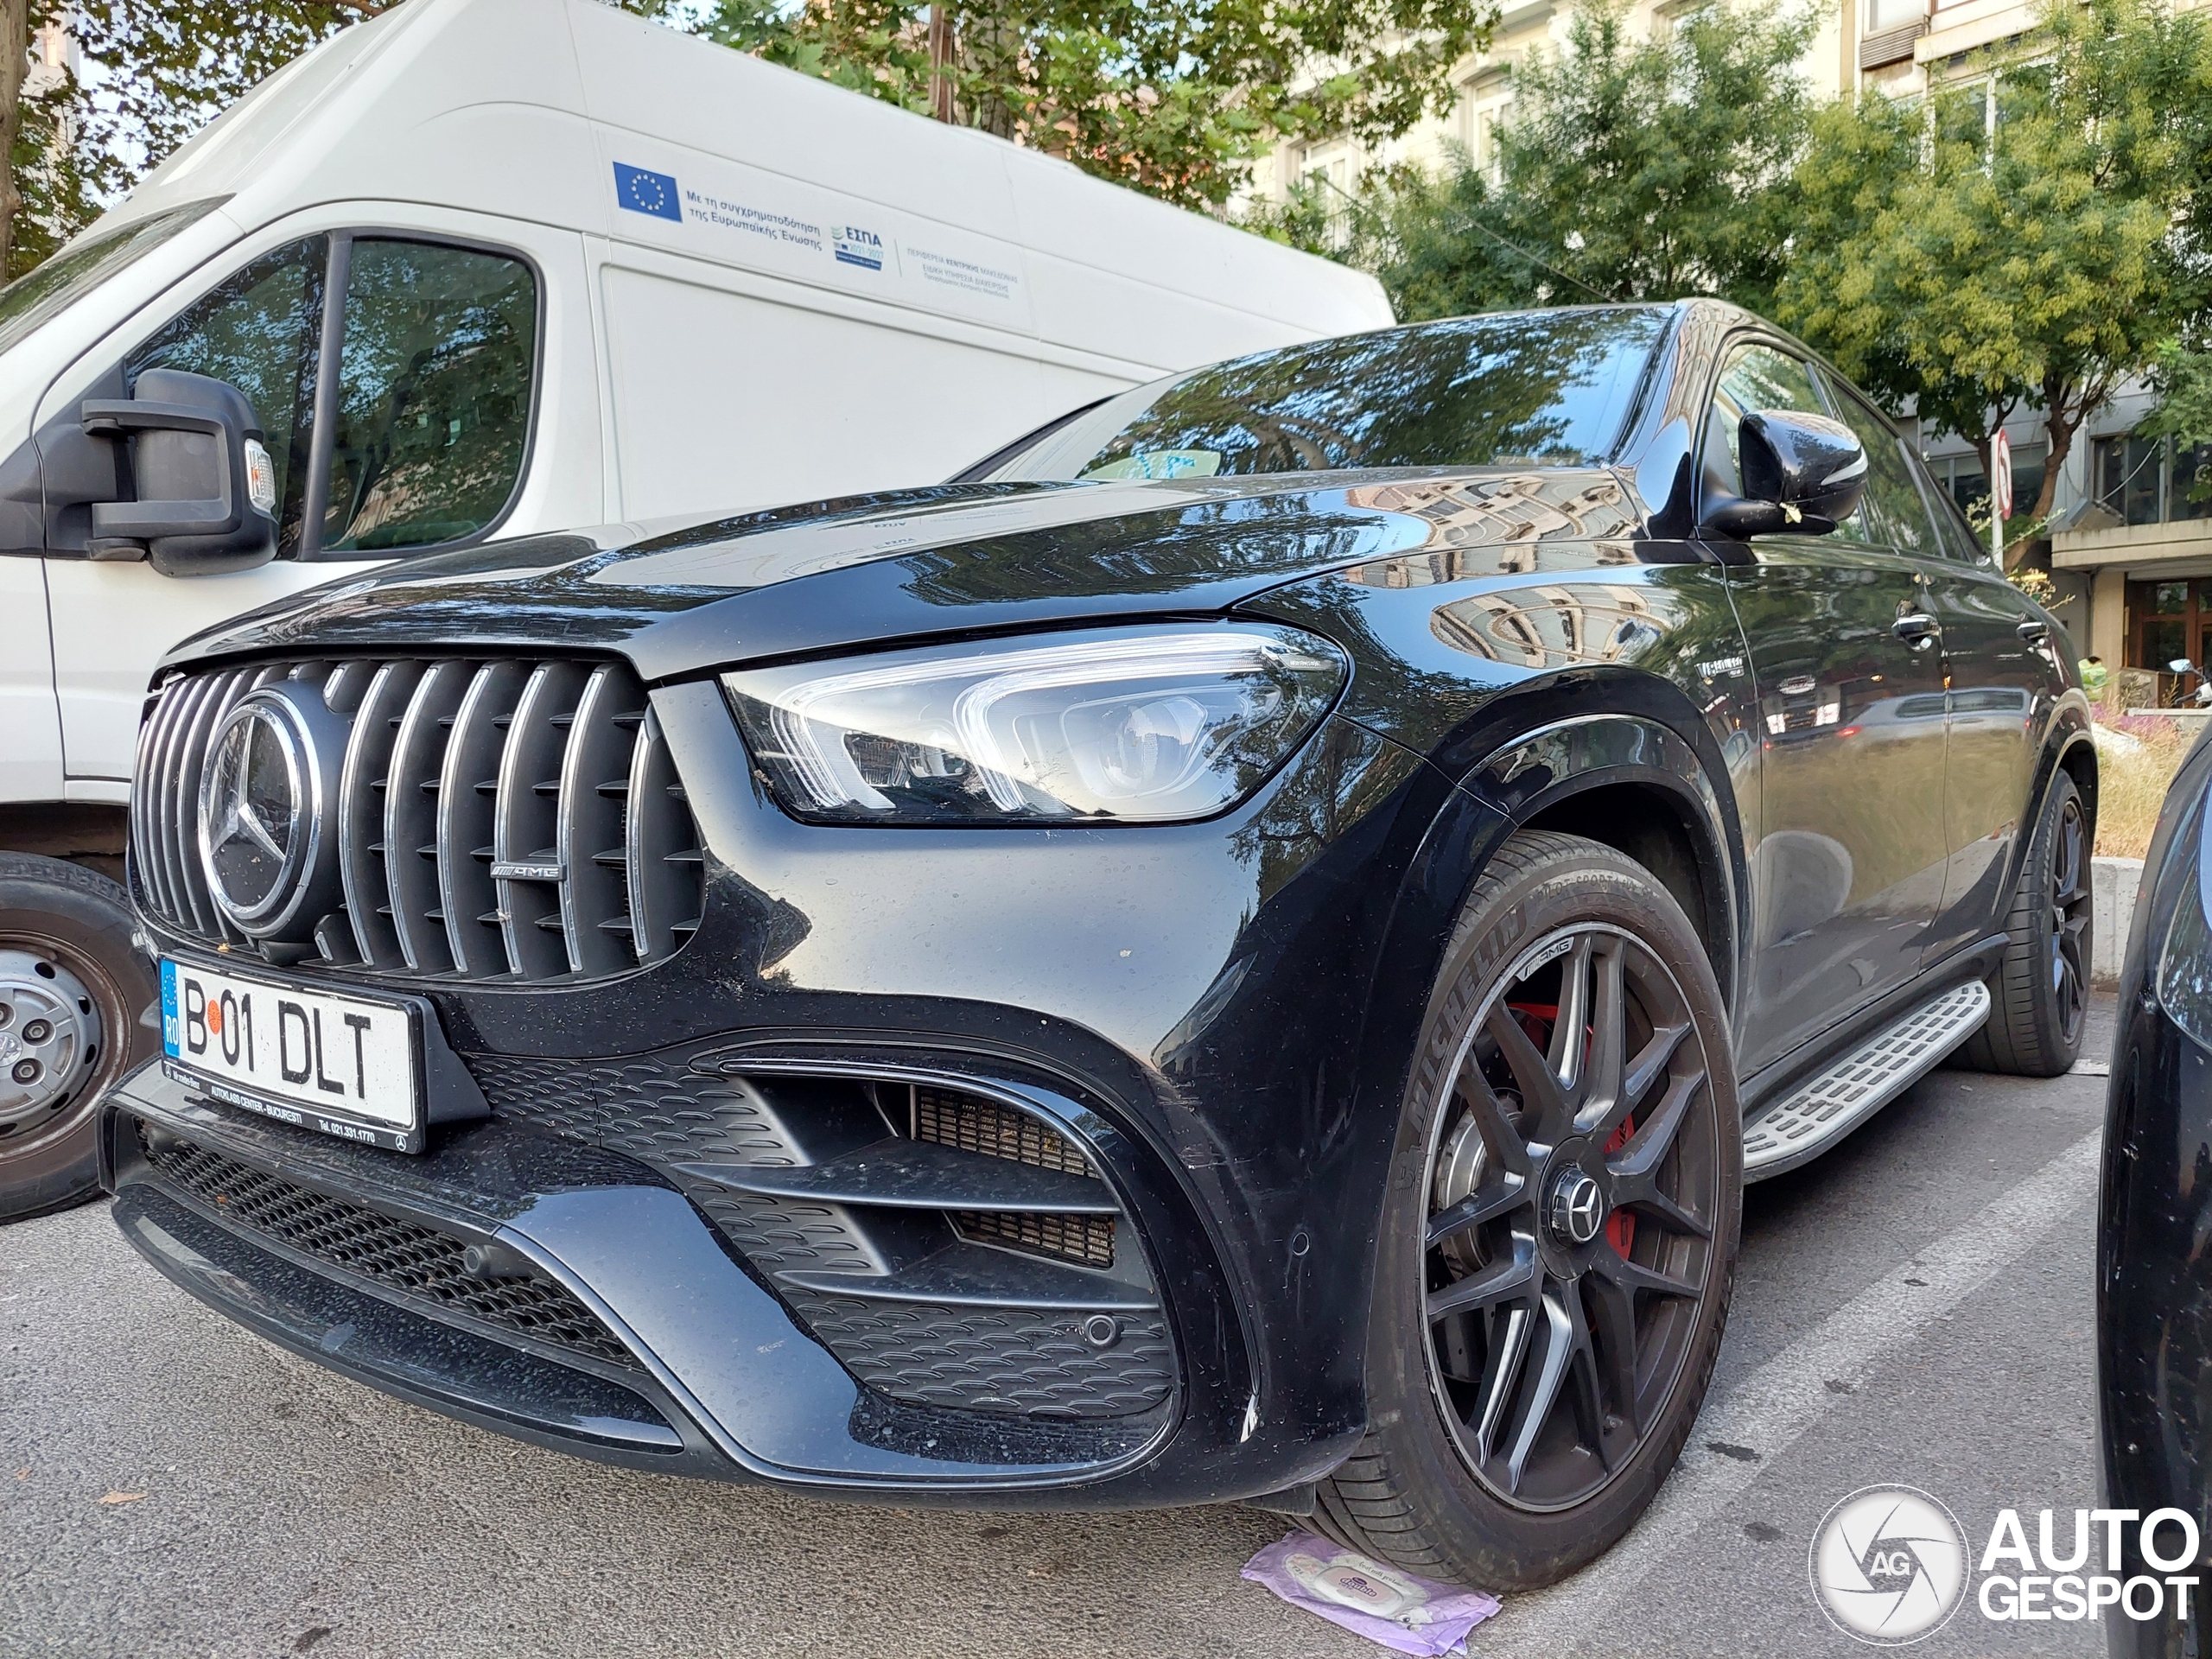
2094;715;2198;859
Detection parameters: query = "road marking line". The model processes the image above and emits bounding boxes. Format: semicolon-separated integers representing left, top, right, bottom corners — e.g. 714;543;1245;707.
1498;1128;2102;1634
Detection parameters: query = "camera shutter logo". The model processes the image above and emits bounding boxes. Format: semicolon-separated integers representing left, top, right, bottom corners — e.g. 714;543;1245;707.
1809;1485;1970;1644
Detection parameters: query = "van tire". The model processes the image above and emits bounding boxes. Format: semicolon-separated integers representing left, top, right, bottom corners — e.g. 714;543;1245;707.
0;854;156;1222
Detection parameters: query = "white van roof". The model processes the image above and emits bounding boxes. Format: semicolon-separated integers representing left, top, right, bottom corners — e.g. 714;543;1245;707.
118;0;1392;376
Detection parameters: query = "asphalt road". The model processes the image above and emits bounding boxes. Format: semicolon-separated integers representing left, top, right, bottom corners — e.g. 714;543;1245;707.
4;998;2119;1659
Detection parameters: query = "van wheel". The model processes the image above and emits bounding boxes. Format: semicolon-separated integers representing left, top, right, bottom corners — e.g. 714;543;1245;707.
1312;831;1741;1590
1957;770;2088;1078
0;854;156;1222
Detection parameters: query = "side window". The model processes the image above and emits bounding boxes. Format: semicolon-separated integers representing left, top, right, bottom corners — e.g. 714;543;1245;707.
126;238;327;554
1913;449;1986;563
318;240;536;553
1704;342;1827;499
1815;372;1937;557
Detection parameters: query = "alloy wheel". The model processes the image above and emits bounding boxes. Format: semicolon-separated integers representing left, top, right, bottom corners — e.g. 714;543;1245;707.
1421;922;1721;1512
2046;793;2089;1046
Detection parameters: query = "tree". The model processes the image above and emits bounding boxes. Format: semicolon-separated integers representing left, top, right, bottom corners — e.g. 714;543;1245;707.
701;0;1499;212
1777;0;2212;564
1358;0;1819;320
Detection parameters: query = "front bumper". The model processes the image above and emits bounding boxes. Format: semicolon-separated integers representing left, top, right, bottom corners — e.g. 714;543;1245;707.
107;1055;1356;1503
111;674;1484;1504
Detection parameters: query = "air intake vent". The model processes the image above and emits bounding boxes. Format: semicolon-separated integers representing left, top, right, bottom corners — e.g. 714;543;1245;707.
137;1122;639;1371
131;658;703;984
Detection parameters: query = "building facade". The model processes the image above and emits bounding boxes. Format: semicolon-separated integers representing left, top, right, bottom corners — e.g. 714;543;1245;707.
1249;0;2202;696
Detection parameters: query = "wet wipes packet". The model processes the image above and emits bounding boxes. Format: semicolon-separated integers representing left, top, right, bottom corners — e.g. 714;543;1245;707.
1241;1531;1503;1655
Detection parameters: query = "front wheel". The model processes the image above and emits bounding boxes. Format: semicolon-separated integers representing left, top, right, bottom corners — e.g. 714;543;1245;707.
1313;830;1742;1590
0;854;159;1222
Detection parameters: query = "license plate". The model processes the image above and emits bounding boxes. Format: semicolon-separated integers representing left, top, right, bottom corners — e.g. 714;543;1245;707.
159;958;425;1152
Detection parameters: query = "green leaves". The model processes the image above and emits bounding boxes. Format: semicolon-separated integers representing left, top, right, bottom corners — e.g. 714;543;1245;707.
1775;0;2212;535
697;0;1500;211
1368;0;1820;318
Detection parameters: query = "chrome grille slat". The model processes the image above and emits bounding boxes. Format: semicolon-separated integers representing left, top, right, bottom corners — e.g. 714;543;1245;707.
625;709;694;963
132;656;702;987
385;662;474;974
172;671;248;939
494;663;587;980
133;681;180;924
147;672;209;931
439;662;527;976
339;661;426;969
556;665;633;977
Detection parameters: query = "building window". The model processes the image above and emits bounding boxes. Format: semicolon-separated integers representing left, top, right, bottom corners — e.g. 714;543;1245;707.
2126;576;2212;695
1929;444;2044;520
2094;431;2212;525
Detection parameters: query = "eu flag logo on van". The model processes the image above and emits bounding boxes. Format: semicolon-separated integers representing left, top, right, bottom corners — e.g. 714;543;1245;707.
613;163;682;223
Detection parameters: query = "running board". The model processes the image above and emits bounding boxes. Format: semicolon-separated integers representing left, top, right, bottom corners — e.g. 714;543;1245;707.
1741;980;1991;1181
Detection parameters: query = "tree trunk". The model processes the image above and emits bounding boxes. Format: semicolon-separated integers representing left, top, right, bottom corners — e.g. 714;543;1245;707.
927;5;954;124
0;0;29;283
957;9;1019;140
2009;373;2081;571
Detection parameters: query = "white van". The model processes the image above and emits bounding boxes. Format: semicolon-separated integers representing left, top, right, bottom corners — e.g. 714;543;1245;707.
0;0;1390;1217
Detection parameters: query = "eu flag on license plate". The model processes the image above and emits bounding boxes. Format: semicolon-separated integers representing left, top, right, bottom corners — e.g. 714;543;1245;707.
613;162;682;223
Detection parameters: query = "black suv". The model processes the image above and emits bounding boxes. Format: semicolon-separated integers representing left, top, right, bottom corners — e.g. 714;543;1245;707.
100;301;2093;1590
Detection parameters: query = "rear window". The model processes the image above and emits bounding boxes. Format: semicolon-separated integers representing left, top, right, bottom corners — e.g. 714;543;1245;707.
988;308;1668;483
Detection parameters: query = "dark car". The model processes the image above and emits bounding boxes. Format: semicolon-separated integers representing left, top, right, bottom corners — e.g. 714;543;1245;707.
99;300;2093;1591
2100;723;2212;1656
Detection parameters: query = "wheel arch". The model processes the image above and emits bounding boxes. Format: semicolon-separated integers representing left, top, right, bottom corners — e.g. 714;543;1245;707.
0;802;129;885
1452;705;1745;1014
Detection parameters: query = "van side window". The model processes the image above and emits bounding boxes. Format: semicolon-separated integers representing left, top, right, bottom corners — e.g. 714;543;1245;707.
126;237;327;554
317;240;535;553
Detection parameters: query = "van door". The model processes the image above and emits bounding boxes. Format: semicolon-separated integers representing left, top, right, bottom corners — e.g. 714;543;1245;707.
35;221;568;788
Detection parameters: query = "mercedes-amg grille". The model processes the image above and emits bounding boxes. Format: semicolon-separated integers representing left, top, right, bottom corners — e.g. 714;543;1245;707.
132;657;702;982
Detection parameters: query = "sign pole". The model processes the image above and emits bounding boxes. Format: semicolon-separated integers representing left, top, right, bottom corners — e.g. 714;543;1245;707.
1991;429;2012;567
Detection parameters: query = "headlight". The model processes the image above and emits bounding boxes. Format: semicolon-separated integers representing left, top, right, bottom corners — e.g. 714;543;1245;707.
721;623;1346;825
2158;782;2212;1048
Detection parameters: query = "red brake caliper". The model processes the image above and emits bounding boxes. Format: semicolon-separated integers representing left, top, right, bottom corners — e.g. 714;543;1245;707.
1510;1001;1637;1257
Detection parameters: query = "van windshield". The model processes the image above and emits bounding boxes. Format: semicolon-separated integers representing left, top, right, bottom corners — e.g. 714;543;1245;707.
0;200;226;359
988;308;1668;483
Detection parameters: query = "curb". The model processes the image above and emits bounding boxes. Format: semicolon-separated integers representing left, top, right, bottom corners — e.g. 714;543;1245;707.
2092;856;2144;988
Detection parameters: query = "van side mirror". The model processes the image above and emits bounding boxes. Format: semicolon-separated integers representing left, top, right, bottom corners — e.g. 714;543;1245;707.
1701;410;1868;541
79;369;277;576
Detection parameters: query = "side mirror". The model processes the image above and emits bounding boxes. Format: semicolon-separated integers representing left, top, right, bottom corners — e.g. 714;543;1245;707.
2170;658;2197;676
80;368;277;576
1702;410;1869;541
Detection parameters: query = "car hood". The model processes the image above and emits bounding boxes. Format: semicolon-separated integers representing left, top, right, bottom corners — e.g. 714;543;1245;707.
166;468;1643;683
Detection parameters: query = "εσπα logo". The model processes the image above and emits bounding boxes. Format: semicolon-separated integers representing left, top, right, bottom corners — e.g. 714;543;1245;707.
1810;1485;1971;1644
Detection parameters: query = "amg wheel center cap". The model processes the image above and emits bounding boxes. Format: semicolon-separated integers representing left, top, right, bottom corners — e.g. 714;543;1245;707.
1548;1167;1606;1246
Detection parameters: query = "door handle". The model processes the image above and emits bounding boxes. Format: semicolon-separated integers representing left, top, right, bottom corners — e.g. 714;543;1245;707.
1893;612;1942;647
2017;618;2050;643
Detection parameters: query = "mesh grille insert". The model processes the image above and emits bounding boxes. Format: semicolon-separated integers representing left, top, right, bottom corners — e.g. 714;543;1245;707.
911;1084;1114;1268
950;1209;1115;1268
912;1086;1095;1179
137;1124;639;1370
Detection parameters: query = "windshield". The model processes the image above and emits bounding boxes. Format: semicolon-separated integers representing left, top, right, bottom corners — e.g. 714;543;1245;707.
988;308;1669;483
0;200;227;359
